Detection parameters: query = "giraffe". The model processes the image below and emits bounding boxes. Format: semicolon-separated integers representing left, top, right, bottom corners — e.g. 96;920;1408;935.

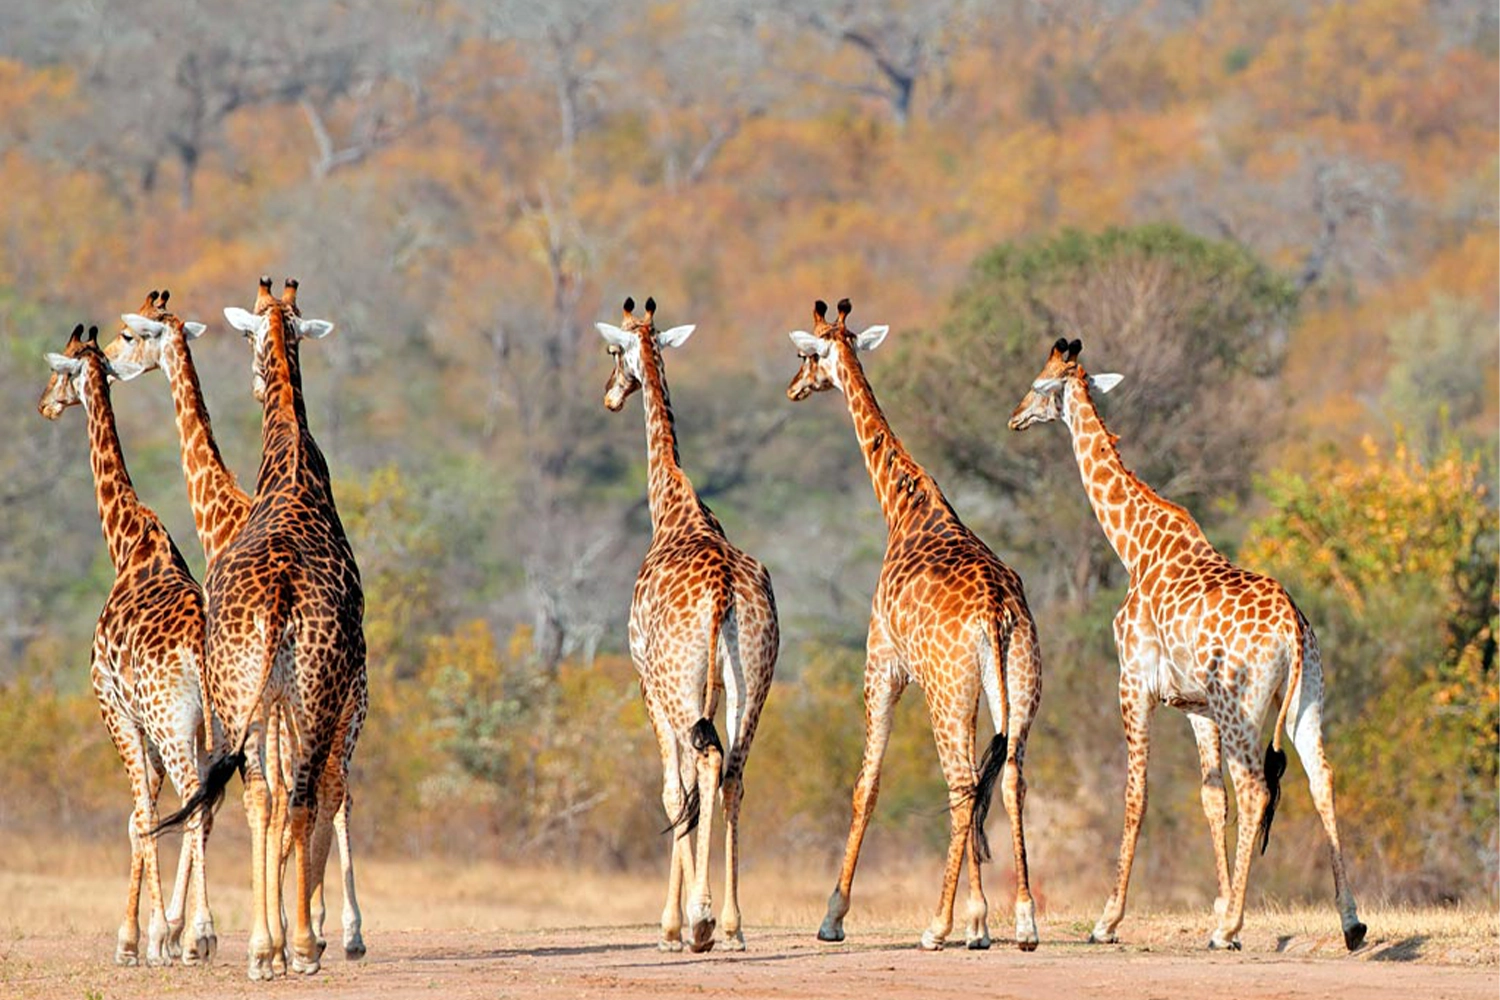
108;289;367;961
157;277;365;981
596;295;779;953
1007;337;1366;951
37;323;217;967
785;298;1043;952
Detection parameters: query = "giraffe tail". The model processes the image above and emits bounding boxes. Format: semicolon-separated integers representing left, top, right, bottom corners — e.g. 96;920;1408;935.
970;618;1010;864
153;600;287;837
1259;617;1304;855
661;608;728;840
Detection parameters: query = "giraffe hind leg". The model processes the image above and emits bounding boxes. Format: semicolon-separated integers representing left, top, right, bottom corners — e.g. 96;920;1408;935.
1289;693;1365;949
685;718;722;953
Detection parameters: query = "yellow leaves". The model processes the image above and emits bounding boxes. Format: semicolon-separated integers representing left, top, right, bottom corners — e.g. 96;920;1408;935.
1243;433;1492;613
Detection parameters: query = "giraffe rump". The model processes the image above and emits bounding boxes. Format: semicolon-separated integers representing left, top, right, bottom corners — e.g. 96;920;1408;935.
153;748;245;835
661;717;723;838
970;731;1007;863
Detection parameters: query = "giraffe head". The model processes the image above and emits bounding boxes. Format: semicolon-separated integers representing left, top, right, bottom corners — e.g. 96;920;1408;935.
221;277;334;401
785;297;888;400
595;295;695;411
1007;337;1124;431
104;288;209;376
38;324;145;420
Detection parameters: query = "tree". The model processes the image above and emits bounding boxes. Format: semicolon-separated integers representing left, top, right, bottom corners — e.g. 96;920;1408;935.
885;224;1298;607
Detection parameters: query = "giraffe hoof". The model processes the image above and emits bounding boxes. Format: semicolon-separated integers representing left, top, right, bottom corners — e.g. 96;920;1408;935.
816;923;845;943
688;918;717;953
966;936;991;951
1016;937;1038;952
658;937;683;953
1207;936;1241;951
114;951;139;967
1344;923;1367;952
344;934;367;961
1086;931;1117;945
919;930;945;952
722;934;746;952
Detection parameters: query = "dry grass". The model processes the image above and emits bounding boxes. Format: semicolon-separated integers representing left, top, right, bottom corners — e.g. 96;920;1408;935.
3;834;1494;965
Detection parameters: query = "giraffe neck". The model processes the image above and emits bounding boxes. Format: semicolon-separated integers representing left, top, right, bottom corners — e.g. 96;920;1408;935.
1061;376;1206;576
78;354;151;572
161;336;250;564
833;341;943;530
637;335;703;534
253;310;334;505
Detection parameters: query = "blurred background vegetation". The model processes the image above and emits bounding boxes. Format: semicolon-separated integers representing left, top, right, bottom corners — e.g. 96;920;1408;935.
0;0;1493;910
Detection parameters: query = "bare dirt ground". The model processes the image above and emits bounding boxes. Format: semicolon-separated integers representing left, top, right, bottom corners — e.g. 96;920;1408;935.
3;837;1495;1000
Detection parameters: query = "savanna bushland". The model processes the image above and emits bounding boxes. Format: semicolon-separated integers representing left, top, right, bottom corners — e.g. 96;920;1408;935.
0;0;1494;915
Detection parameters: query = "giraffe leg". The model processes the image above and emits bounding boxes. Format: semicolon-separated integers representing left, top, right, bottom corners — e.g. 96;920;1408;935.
650;699;689;952
307;762;340;954
1288;683;1365;950
922;697;981;953
183;809;217;965
999;621;1041;952
1188;714;1231;923
1090;692;1154;944
287;783;323;975
718;631;768;953
685;722;722;953
334;789;366;959
1211;736;1269;950
110;723;151;967
265;712;289;974
244;758;278;980
818;632;905;944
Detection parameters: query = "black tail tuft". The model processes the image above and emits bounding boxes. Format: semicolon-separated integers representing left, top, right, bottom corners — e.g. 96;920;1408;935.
662;784;702;838
153;750;244;836
971;732;1007;864
688;717;723;760
661;719;724;839
1258;741;1287;855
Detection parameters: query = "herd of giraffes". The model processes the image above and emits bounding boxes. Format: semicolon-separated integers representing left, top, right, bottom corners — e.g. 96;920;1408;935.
34;280;1365;982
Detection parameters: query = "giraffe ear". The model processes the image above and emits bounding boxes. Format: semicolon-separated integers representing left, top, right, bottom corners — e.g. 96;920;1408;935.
1089;373;1124;394
121;313;167;337
45;352;83;375
595;322;633;350
788;330;825;356
108;357;147;382
855;325;889;352
183;321;207;339
295;317;335;340
223;307;261;333
657;324;695;349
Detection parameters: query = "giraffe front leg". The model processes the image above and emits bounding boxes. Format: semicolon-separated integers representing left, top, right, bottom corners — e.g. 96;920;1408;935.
1091;693;1153;945
1188;714;1231;923
819;647;905;944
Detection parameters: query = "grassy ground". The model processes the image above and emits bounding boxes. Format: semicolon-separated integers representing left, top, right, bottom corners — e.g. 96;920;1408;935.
3;833;1494;965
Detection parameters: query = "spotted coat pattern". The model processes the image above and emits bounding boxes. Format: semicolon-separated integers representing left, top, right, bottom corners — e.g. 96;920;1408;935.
1007;338;1365;952
195;278;365;980
36;325;216;967
787;299;1043;952
105;289;366;961
601;298;779;954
